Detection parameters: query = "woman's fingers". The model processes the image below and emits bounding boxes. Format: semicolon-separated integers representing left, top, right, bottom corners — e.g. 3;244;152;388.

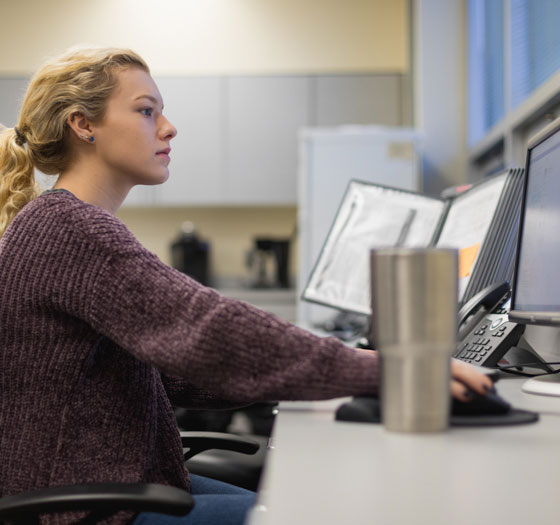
450;359;495;400
450;380;470;401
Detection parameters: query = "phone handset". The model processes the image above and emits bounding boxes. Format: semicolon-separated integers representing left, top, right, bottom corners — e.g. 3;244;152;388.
457;281;510;341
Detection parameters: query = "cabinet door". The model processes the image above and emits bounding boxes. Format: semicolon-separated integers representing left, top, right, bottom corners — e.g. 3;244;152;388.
225;76;311;204
123;184;156;207
314;74;404;127
0;78;27;127
155;77;224;205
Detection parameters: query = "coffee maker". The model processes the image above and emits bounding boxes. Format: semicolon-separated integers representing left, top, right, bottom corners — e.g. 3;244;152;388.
170;222;211;286
247;237;291;288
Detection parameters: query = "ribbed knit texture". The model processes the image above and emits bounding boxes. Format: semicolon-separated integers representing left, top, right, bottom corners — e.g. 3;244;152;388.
0;191;378;524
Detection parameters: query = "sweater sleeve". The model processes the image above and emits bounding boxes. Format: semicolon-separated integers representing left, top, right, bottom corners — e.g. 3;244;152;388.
161;373;251;410
79;215;379;403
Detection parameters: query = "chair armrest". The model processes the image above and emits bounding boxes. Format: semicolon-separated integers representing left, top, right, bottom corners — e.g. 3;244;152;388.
0;483;194;522
180;431;260;461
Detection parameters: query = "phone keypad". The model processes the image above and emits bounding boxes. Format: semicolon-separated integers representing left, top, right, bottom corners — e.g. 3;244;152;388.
457;323;496;362
455;315;525;367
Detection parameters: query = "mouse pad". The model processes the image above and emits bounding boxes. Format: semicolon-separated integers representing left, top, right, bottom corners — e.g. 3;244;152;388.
335;397;539;427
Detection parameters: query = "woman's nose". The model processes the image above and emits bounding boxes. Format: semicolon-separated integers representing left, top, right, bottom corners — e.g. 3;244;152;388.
160;116;177;140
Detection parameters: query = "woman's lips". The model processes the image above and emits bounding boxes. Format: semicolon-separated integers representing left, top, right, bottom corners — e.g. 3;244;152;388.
156;148;171;163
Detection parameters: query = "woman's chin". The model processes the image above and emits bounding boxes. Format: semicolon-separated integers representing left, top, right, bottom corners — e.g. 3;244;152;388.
137;170;170;186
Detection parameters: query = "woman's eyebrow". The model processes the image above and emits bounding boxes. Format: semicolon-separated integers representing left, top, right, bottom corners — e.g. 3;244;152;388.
134;94;164;109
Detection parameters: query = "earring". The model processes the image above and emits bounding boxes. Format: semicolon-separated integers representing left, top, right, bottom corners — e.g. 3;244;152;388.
80;134;94;143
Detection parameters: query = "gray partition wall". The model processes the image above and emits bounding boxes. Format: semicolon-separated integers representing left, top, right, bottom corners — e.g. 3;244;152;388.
0;78;28;128
156;77;225;205
225;76;311;204
314;74;404;127
0;73;409;206
0;77;59;191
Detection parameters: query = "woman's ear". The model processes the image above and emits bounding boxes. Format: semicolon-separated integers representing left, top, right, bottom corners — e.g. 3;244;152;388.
67;113;95;144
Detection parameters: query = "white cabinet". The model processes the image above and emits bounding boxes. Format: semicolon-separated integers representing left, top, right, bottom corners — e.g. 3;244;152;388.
104;73;407;207
224;76;311;204
0;78;27;127
156;77;225;205
314;74;403;127
0;74;408;207
124;184;156;206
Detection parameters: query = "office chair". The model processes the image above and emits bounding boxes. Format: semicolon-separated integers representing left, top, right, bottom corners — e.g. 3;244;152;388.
185;434;269;492
176;403;276;491
0;431;259;524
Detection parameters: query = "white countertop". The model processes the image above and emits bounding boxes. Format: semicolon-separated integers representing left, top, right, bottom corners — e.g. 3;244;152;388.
249;376;560;525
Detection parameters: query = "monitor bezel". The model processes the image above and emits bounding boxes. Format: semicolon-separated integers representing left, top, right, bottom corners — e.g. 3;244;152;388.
509;115;560;326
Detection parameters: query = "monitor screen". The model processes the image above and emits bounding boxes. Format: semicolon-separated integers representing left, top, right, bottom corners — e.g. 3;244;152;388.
302;175;510;315
510;119;560;325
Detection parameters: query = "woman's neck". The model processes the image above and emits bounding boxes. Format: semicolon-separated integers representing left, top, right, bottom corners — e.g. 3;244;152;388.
55;164;131;214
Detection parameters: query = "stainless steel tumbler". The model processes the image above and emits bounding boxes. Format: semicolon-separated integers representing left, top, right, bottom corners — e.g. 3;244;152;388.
370;248;458;432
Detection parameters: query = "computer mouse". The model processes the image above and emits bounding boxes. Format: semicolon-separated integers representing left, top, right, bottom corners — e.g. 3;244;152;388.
337;391;512;424
335;396;381;423
451;390;511;416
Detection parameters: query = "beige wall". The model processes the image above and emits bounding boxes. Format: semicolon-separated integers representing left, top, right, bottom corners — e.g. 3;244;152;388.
116;206;298;285
0;0;408;75
1;0;409;283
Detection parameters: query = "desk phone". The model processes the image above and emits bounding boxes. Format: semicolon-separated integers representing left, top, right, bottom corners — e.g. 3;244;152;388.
454;282;525;367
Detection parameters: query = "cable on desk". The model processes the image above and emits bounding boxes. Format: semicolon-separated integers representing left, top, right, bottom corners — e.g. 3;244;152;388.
496;361;560;377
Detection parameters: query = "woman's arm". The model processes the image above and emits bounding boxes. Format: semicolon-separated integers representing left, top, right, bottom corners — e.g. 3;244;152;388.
81;220;379;404
160;373;251;410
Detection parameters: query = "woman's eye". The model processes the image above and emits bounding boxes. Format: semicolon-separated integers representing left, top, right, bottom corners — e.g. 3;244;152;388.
141;108;153;117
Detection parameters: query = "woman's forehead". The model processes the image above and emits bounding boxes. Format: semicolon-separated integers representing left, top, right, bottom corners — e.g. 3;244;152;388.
112;67;163;107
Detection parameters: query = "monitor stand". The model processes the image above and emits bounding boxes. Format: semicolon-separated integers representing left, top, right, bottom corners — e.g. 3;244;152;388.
522;374;560;397
516;326;560;397
501;336;555;373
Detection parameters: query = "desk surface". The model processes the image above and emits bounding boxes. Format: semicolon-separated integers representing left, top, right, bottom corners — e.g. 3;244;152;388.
249;376;560;525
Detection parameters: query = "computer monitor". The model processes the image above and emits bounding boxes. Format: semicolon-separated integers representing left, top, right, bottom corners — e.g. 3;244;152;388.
509;116;560;396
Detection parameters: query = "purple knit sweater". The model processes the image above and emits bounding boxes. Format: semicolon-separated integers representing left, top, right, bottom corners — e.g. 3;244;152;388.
0;190;378;523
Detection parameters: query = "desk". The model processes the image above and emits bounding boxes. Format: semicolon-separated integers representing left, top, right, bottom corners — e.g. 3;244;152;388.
248;377;560;525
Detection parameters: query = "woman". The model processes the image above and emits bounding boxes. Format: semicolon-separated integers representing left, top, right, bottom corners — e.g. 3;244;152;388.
0;47;492;525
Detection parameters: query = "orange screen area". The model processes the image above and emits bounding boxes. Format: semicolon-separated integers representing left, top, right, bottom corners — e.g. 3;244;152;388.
458;243;480;278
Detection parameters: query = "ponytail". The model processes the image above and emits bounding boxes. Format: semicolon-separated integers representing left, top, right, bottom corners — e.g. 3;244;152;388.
0;125;40;238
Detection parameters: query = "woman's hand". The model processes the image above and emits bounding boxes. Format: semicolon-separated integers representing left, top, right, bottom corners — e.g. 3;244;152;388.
451;358;495;401
357;349;495;401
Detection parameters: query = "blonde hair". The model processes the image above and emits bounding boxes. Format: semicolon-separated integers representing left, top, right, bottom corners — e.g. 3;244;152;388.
0;47;149;237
